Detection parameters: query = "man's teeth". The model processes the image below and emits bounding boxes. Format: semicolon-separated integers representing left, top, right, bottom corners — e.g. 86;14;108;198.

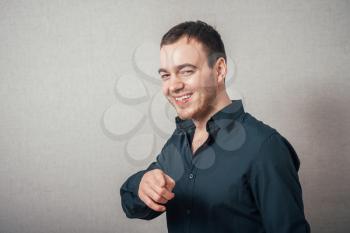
175;95;192;101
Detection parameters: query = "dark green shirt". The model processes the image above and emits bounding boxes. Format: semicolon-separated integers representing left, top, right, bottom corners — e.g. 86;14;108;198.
120;100;311;233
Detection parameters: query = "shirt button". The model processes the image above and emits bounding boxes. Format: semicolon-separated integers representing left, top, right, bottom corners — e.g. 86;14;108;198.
189;173;194;179
186;209;191;215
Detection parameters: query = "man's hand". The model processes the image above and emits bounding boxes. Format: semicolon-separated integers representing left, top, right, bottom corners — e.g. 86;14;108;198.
138;169;175;212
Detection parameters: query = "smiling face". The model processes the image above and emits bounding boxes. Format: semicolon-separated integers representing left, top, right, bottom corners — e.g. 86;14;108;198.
159;36;223;121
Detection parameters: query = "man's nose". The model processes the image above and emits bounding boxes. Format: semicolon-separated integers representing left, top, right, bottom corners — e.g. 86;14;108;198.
169;77;184;93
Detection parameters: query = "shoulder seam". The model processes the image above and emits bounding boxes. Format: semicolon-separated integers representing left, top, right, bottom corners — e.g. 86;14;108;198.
257;130;279;155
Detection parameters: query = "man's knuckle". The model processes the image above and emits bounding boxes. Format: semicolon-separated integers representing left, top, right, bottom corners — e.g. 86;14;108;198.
155;195;162;202
146;199;153;207
157;188;163;195
159;178;166;186
151;203;159;210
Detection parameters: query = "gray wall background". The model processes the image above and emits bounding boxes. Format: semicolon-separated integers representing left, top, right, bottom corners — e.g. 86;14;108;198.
1;0;349;232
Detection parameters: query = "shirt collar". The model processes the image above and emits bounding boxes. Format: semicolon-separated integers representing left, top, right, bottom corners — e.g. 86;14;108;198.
175;99;245;131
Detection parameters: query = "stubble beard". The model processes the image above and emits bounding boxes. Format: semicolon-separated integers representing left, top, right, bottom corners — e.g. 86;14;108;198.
169;86;217;121
191;86;217;121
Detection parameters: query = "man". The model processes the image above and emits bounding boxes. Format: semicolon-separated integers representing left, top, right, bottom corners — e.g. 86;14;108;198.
120;20;311;233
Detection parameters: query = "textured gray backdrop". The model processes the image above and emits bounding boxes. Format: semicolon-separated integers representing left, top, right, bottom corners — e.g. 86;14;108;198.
1;0;349;233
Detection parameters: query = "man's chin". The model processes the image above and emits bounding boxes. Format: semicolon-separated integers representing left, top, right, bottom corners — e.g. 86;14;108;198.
176;110;193;120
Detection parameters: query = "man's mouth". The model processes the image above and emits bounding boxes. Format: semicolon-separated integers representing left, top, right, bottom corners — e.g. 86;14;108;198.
174;94;192;104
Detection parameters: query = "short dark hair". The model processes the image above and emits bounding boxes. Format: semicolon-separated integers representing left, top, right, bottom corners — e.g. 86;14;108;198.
160;20;226;68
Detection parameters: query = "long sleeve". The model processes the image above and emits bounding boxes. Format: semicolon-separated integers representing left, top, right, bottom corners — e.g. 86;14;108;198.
120;159;164;220
249;133;311;233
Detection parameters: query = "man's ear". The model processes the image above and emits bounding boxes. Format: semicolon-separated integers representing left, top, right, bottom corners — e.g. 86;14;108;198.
215;57;227;84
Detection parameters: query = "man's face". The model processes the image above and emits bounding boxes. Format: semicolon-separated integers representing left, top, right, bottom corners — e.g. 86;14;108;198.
159;36;219;120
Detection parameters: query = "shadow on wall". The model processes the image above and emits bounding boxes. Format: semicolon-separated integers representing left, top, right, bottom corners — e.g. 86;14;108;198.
297;81;350;233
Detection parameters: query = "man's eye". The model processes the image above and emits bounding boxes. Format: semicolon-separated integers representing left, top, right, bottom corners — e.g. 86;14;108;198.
161;74;170;80
180;70;194;75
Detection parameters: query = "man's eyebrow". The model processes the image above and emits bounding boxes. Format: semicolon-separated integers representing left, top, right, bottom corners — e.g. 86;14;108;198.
158;63;198;74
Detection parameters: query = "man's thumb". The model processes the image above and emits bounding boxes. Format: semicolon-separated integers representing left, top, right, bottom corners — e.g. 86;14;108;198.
164;174;175;191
